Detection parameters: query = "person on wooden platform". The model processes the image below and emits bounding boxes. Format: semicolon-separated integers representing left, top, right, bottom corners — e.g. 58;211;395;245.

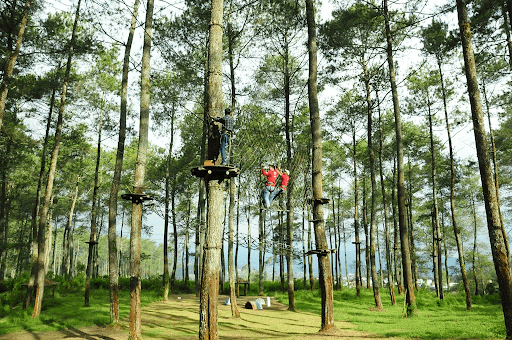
212;108;234;165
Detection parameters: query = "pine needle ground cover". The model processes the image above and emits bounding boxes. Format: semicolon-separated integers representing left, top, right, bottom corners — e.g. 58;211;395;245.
274;288;506;339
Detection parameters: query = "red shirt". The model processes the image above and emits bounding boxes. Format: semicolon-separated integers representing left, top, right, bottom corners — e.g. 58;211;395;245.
280;173;289;190
262;167;278;186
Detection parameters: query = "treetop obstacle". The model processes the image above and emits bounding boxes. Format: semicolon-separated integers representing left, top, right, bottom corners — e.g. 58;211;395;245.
190;163;240;181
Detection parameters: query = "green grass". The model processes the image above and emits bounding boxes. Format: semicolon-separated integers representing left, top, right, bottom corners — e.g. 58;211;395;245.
0;286;160;335
273;288;507;339
0;277;508;339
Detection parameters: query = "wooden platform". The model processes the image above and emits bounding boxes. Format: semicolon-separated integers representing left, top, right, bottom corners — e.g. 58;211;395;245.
261;207;289;212
190;165;240;181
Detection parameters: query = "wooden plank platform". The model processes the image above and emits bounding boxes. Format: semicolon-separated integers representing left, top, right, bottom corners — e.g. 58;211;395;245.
190;165;240;180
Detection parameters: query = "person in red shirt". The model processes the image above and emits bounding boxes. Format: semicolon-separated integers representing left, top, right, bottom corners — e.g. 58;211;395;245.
269;168;290;206
261;164;278;208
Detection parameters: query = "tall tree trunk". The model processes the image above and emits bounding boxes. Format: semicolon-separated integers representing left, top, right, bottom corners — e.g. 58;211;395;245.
427;108;444;300
246;202;251;290
501;3;512;69
352;129;361;298
336;192;343;290
471;194;480;296
406;158;418;291
383;0;415;315
377;92;396;305
456;0;512;335
438;58;471;310
362;178;370;289
482;81;509;259
108;0;139;323
258;210;264;295
199;0;225;338
185;200;190;289
171;182;178;291
286;180;295;309
25;74;58;309
279;208;285;290
391;158;403;294
308;204;314;290
431;207;439;296
129;0;153;337
0;0;30;130
196;32;210;297
163;174;169;300
306;0;335;331
506;0;512;65
164;107;175;299
199;181;224;340
85;105;103;307
0;157;11;281
32;0;81;318
228;177;239;317
331;195;338;289
235;171;241;292
364;62;383;309
283;31;295;310
302;209;307;289
62;176;79;279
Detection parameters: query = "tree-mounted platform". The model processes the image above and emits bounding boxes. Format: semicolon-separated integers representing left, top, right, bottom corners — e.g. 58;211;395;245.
305;249;337;256
261;207;290;212
191;164;240;181
307;197;331;205
121;193;153;204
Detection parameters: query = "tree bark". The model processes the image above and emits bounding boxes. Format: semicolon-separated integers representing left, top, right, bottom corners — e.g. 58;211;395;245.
129;0;153;337
482;81;509;260
62;176;79;279
383;0;415;315
258;209;264;295
391;158;403;294
163;111;173;299
456;0;512;336
199;181;224;340
377;90;396;305
471;194;480;296
171;180;178;292
352;129;361;298
199;1;225;338
25;76;57;309
32;0;81;318
436;57;471;310
228;177;239;317
427;107;443;300
108;0;139;323
308;204;314;290
85;105;103;307
364;61;383;309
0;0;30;131
306;0;335;331
283;31;295;311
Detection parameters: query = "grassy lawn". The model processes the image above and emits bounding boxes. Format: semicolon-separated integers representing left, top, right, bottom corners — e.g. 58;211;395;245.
0;286;160;335
0;277;507;339
273;288;506;339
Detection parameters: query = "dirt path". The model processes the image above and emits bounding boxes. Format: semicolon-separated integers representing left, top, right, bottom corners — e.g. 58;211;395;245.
2;294;405;339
